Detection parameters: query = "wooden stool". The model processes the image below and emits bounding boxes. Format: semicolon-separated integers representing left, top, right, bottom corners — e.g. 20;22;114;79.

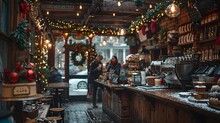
39;97;52;105
46;116;62;122
49;108;65;123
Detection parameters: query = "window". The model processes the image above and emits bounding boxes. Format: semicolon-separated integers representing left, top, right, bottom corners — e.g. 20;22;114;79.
0;0;10;33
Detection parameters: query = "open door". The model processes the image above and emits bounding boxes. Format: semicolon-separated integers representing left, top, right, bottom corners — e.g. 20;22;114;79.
66;50;88;96
64;36;90;98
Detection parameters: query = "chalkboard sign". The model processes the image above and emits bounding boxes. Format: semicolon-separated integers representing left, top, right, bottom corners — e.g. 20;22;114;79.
187;5;202;22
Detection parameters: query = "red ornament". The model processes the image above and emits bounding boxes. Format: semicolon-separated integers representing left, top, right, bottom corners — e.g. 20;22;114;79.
15;64;22;73
26;69;35;82
29;63;35;68
10;72;19;83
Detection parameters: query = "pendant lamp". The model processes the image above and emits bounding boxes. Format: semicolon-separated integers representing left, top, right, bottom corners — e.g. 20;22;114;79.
165;2;180;17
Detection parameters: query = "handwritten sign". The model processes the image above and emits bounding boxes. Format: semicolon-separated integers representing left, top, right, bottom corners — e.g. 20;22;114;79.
13;86;30;96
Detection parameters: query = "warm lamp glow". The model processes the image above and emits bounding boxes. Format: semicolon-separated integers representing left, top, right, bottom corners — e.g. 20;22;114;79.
45;39;50;44
46;11;49;15
120;28;126;35
79;5;82;9
149;4;153;9
88;34;93;38
102;41;107;46
48;43;52;48
165;2;180;17
64;33;68;36
117;1;121;6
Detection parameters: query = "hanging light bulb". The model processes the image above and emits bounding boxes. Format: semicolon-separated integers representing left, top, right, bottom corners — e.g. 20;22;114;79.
102;40;107;46
79;4;82;9
117;1;121;7
46;11;49;15
149;4;153;9
77;12;79;16
113;13;115;16
165;2;180;17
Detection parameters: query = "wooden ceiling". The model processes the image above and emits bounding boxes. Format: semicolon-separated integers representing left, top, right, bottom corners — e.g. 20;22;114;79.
39;0;157;30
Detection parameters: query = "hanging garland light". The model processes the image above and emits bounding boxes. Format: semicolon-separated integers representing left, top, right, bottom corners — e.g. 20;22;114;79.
129;0;184;33
46;18;126;36
165;1;180;17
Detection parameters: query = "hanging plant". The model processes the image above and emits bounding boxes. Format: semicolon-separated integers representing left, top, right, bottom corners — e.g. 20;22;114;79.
10;19;31;50
71;52;86;66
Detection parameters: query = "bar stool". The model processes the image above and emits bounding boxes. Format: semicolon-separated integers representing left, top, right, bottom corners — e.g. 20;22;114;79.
38;95;53;105
46;116;62;123
49;108;65;123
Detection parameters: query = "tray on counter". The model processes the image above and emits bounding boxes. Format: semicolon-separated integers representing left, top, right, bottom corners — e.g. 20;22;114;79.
207;102;220;110
188;96;209;103
136;85;169;90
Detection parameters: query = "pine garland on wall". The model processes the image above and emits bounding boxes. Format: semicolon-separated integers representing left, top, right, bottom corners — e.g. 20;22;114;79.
10;19;31;50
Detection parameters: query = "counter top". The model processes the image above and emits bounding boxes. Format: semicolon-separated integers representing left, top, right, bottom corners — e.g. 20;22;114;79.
96;80;220;118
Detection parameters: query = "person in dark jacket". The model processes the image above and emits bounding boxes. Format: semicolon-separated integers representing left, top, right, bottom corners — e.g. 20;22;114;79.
88;54;103;108
48;66;63;83
107;55;121;76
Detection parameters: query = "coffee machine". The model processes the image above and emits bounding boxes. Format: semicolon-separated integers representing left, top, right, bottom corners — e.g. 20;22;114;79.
192;61;219;80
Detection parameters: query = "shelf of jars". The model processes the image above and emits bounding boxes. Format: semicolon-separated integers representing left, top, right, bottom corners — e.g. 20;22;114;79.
126;54;140;77
177;22;196;46
199;47;220;61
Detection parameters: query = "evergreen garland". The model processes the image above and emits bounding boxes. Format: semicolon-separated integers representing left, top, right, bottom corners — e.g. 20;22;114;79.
135;0;143;7
10;19;31;50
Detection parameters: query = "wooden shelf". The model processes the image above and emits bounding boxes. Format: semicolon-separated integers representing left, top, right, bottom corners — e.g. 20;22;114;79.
198;38;217;44
200;19;219;27
177;42;194;46
178;21;192;27
201;8;218;16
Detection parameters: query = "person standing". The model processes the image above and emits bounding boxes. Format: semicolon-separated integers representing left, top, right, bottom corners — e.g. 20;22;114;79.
107;55;121;81
88;54;103;108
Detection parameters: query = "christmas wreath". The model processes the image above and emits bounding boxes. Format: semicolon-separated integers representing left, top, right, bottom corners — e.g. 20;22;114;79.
71;52;86;66
10;19;31;50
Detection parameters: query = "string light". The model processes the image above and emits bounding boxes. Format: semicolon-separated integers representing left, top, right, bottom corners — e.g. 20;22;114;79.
149;4;153;9
46;11;49;15
79;4;82;9
117;1;121;6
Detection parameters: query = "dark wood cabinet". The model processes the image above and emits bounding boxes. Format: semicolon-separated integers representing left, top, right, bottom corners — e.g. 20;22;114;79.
98;81;220;123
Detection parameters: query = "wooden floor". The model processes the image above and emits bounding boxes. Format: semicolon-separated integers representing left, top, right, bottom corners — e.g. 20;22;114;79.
62;101;114;123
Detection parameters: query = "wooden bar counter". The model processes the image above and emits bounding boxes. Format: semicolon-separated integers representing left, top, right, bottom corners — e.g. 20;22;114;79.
96;80;220;123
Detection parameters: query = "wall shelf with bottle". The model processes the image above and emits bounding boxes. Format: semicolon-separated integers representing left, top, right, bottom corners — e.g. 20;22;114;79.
198;38;217;44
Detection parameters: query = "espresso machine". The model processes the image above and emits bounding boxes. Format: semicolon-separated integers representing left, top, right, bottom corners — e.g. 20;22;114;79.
192;61;220;80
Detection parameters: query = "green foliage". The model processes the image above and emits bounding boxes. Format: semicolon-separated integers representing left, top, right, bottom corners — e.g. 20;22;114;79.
10;19;31;50
135;0;143;7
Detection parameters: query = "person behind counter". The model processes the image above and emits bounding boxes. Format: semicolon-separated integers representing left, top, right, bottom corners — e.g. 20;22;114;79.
88;54;103;108
48;66;63;83
107;55;121;75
